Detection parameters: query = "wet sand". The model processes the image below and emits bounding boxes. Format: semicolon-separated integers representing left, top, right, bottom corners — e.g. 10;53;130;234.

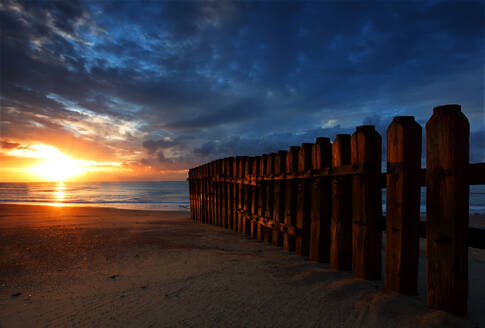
0;204;484;327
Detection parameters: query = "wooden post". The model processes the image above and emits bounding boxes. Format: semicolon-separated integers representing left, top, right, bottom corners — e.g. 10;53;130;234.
203;164;209;223
210;161;215;225
296;143;313;256
195;166;199;222
232;157;239;231
251;156;261;238
220;159;226;227
215;160;221;226
243;157;253;235
272;150;287;247
385;116;422;294
284;146;299;251
225;157;234;229
257;155;268;241
200;165;205;223
237;157;247;233
309;137;332;262
192;167;195;220
330;134;352;270
264;153;275;243
351;125;382;280
426;104;469;315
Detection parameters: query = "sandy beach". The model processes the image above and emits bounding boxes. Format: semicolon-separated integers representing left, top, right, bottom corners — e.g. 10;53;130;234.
0;204;484;327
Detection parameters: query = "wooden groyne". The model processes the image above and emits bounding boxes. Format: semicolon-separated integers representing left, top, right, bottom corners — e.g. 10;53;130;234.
187;105;485;316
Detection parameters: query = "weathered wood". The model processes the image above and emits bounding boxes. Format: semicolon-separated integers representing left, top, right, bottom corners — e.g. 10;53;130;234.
284;146;299;251
385;116;422;294
469;163;485;184
210;161;216;225
309;137;332;262
204;164;209;223
220;159;227;227
296;143;313;256
264;153;276;243
257;155;268;241
426;104;469;315
251;156;261;238
237;157;247;233
351;125;382;280
330;134;352;270
225;157;234;229
243;157;253;235
201;165;206;223
272;150;287;246
199;166;203;222
232;157;239;230
194;167;199;221
215;160;222;226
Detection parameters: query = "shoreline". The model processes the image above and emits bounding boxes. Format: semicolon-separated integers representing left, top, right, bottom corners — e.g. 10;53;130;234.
0;201;190;213
1;204;484;327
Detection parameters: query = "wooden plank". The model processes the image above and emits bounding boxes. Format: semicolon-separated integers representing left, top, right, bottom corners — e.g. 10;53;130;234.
237;157;247;233
220;159;226;227
225;158;234;229
426;104;469;315
351;125;382;280
469;163;485;184
232;157;239;231
201;165;206;223
296;143;313;256
330;134;352;270
243;157;253;235
264;153;276;243
309;137;332;262
204;164;209;223
272;150;287;247
210;161;216;225
257;155;268;241
215;160;221;226
193;167;195;221
251;156;261;238
385;116;422;294
284;147;299;251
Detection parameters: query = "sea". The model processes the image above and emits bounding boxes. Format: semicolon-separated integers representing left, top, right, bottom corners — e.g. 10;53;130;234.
0;181;190;211
0;182;484;215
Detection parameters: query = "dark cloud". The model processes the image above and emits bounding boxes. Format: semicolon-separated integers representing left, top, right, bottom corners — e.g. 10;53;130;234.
1;0;483;173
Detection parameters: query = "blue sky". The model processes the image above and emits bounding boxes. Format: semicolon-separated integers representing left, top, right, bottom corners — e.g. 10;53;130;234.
1;0;484;180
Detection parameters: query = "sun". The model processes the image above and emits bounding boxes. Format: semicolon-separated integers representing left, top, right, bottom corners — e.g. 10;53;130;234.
30;157;85;181
10;144;86;182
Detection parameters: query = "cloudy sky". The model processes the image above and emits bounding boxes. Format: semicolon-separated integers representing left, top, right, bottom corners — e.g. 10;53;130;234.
1;0;483;181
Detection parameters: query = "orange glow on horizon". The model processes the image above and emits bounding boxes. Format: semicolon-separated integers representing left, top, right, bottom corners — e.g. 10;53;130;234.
4;144;125;182
1;142;189;182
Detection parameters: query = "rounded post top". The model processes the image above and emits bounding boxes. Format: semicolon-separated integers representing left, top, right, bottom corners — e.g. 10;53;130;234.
392;116;415;124
433;104;461;114
289;146;300;152
315;137;330;144
335;134;351;142
335;133;350;138
356;125;376;133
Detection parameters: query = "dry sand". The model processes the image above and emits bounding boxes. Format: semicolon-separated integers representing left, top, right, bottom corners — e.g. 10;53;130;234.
0;204;484;327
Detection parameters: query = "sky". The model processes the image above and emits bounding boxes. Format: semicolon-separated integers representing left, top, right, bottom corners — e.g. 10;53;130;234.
1;0;484;182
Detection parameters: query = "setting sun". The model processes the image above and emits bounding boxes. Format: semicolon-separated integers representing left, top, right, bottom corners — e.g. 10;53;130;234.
30;157;85;181
5;144;90;181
